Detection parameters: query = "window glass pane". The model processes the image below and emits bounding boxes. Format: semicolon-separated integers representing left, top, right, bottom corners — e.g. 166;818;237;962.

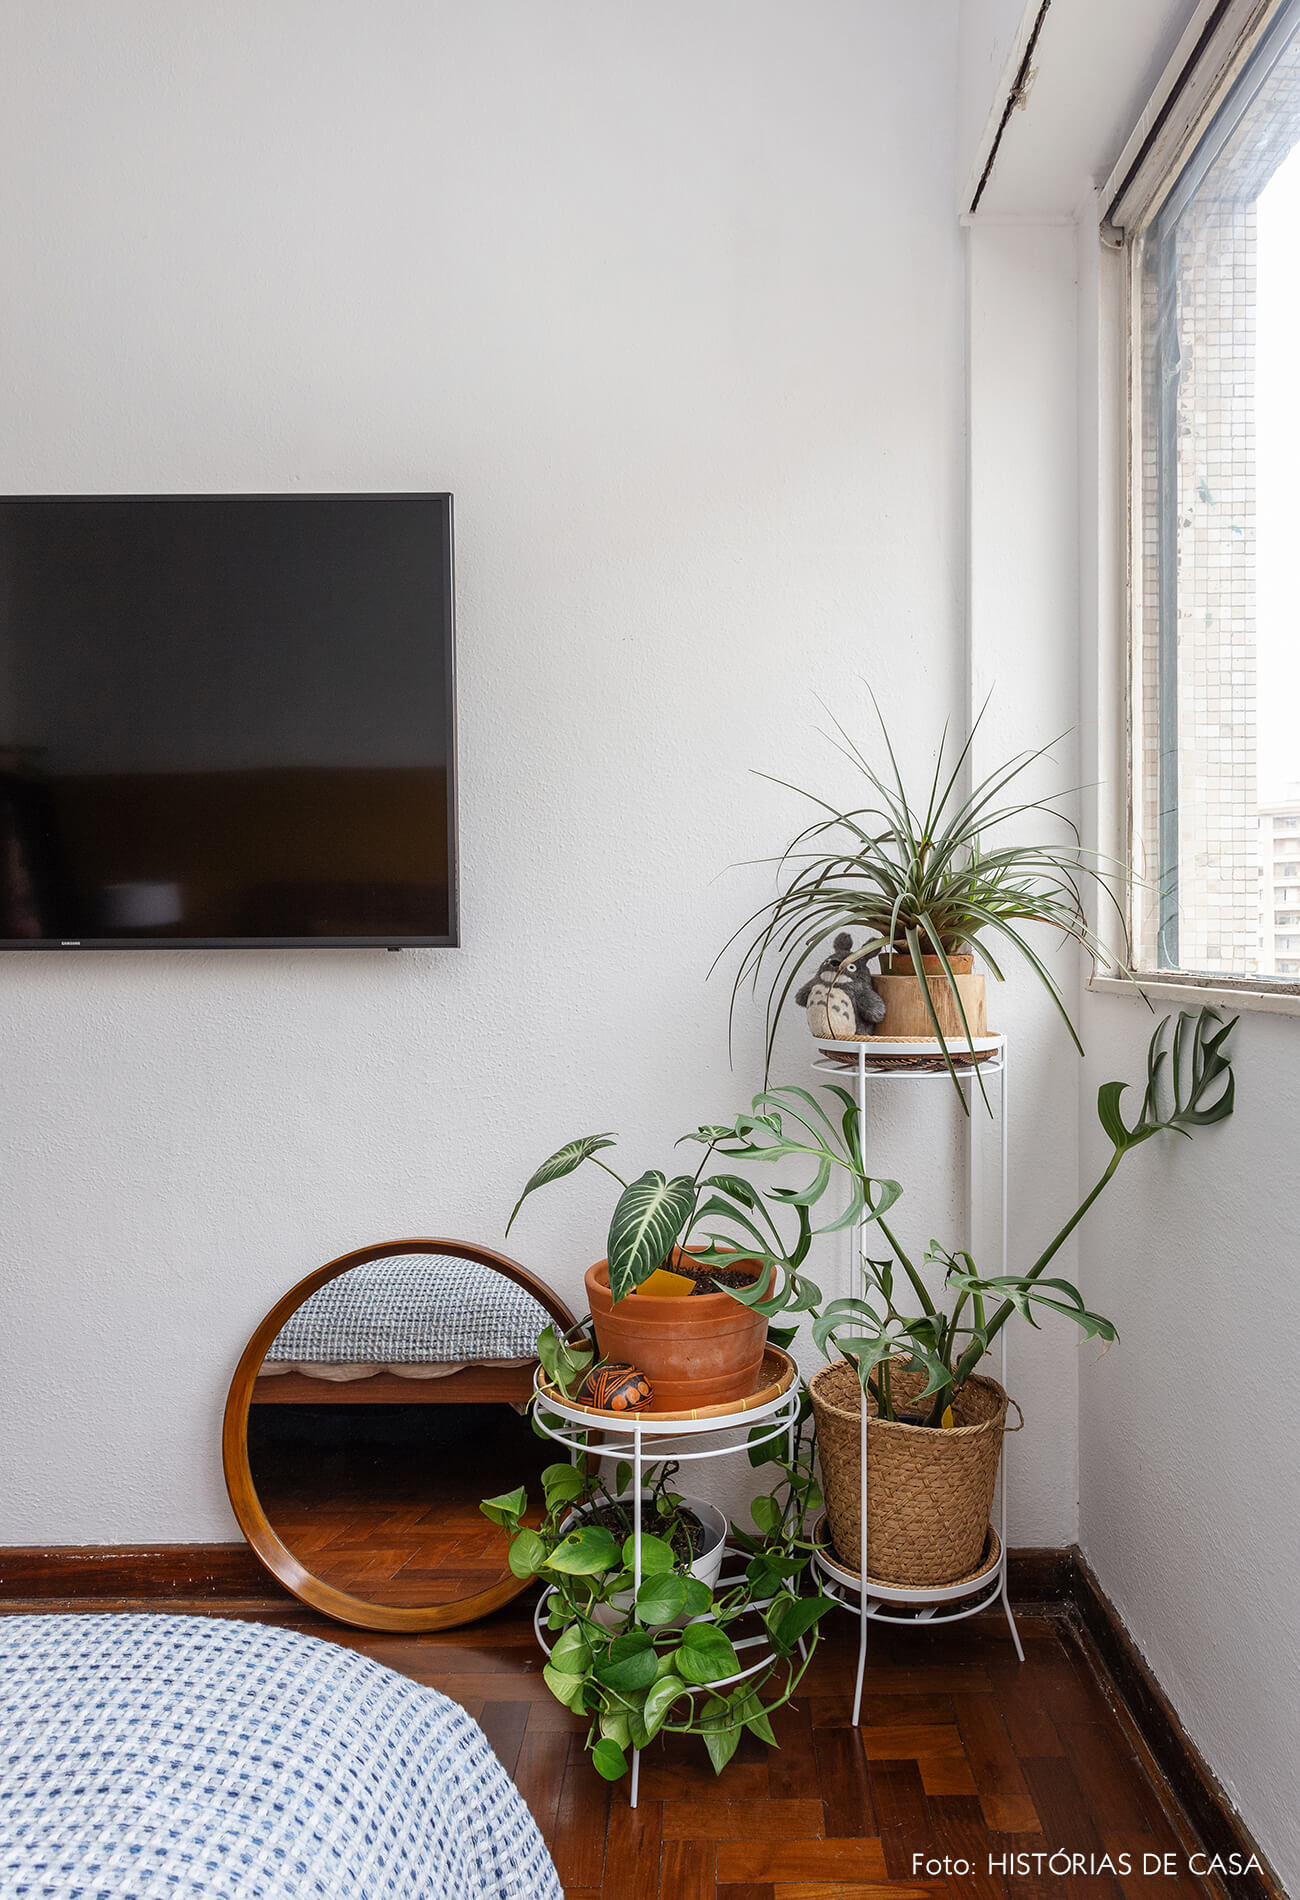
1135;8;1300;981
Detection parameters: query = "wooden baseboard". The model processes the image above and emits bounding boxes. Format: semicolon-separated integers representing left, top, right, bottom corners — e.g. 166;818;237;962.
0;1537;1285;1897
1064;1552;1284;1900
0;1544;278;1601
1005;1544;1076;1601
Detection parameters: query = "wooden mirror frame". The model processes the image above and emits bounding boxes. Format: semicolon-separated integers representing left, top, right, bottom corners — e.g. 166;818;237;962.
223;1237;575;1632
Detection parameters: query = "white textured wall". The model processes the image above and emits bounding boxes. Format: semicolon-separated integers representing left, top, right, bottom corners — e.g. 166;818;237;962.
1076;999;1300;1890
0;0;975;1543
967;220;1089;1548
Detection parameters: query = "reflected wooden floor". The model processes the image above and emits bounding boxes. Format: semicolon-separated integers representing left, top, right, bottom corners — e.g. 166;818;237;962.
210;1598;1214;1900
248;1399;552;1607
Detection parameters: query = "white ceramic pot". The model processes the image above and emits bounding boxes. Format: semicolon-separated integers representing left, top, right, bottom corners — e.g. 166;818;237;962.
563;1492;728;1624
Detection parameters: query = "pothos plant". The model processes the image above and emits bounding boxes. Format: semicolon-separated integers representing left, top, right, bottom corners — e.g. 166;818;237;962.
481;1411;833;1783
684;1008;1236;1421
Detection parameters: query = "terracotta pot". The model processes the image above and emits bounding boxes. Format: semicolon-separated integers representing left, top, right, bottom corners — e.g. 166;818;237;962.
584;1253;771;1411
876;952;988;1037
881;951;974;975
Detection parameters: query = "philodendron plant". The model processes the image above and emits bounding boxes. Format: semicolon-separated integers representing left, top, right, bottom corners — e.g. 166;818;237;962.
688;1008;1236;1422
480;1419;832;1783
506;1127;787;1304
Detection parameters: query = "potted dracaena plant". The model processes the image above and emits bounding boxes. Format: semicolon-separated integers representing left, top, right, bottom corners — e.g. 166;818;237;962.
683;1008;1235;1586
506;1128;792;1410
717;693;1128;1101
480;1417;832;1784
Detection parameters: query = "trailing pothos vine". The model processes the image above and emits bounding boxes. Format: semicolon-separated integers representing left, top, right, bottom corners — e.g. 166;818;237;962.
481;1397;834;1783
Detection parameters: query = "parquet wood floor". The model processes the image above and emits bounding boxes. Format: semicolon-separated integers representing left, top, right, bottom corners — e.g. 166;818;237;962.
129;1597;1211;1900
8;1426;1219;1897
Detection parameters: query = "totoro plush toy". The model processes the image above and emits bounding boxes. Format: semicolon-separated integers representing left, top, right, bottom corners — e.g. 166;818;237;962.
795;932;887;1039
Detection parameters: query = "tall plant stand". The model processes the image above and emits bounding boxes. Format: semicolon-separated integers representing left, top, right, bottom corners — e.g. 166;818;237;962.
808;1034;1024;1728
531;1360;801;1807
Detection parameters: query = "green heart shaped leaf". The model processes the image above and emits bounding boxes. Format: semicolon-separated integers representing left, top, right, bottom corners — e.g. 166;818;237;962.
621;1531;676;1576
544;1526;620;1575
548;1626;593;1676
506;1528;547;1579
594;1629;660;1694
541;1463;588;1512
635;1572;688;1626
676;1621;742;1685
541;1664;587;1712
680;1577;713;1617
591;1738;629;1782
479;1486;527;1527
643;1673;688;1739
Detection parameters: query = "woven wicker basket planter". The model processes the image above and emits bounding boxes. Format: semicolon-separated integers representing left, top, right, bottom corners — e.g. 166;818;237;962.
809;1358;1019;1587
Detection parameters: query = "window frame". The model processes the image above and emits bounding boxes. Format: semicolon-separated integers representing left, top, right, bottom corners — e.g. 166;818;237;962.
1098;0;1300;1012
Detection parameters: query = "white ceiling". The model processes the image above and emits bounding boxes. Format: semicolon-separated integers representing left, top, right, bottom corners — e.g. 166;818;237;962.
973;0;1204;216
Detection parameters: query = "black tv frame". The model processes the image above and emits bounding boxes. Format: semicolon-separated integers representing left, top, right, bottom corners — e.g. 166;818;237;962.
0;491;459;952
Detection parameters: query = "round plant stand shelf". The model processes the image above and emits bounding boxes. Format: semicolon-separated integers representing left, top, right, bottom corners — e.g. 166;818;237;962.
808;1033;1024;1725
531;1363;802;1807
811;1515;1009;1624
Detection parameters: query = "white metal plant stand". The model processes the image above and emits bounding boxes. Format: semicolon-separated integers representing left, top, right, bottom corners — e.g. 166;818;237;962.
808;1033;1024;1728
531;1369;801;1807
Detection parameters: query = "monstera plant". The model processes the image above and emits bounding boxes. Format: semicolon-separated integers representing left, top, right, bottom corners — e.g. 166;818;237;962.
685;1008;1238;1585
694;1007;1236;1416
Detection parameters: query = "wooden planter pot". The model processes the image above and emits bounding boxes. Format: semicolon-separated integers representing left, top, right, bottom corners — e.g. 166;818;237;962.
584;1256;771;1411
875;952;988;1039
809;1359;1020;1586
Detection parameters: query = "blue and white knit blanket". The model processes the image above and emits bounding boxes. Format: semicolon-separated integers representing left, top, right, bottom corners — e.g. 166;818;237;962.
265;1256;552;1365
0;1614;561;1899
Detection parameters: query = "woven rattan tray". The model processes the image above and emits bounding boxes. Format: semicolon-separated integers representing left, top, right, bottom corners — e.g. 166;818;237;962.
536;1344;796;1422
815;1033;1001;1072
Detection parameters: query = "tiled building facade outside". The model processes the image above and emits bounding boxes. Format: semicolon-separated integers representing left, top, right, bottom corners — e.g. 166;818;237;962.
1256;798;1300;976
1135;37;1300;979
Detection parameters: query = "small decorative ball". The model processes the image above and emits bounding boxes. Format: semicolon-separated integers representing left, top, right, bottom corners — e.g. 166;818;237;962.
580;1363;653;1412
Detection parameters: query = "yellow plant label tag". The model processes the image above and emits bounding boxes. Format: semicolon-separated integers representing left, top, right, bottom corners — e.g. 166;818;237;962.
941;1406;955;1430
635;1267;696;1299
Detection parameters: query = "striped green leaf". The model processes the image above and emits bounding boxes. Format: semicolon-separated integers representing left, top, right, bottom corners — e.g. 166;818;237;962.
506;1133;618;1234
607;1171;697;1302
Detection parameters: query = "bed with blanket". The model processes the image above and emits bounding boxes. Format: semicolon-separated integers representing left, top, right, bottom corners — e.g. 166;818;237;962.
254;1253;559;1408
0;1612;561;1899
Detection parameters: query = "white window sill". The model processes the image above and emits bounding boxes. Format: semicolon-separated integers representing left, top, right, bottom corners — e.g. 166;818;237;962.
1089;972;1300;1018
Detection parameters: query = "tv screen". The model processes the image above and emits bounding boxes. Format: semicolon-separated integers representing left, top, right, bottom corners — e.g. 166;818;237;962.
0;493;457;948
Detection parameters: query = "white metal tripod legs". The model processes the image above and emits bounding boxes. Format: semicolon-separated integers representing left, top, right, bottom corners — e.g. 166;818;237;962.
999;1572;1026;1662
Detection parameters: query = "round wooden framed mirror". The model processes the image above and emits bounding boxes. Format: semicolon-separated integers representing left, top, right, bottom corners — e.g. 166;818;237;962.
222;1238;574;1632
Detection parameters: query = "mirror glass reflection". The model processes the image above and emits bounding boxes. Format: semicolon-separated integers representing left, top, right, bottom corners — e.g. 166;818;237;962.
247;1251;560;1613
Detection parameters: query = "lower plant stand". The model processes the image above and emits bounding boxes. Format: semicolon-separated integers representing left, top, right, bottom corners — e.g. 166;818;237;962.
530;1355;801;1807
810;1034;1025;1724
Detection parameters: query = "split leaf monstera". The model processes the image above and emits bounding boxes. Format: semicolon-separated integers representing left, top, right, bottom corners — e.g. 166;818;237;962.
690;1008;1236;1421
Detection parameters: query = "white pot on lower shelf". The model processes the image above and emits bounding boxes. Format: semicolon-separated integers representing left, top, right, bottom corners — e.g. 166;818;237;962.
563;1492;728;1626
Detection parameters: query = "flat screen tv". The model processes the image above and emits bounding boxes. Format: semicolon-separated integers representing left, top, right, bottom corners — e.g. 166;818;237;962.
0;493;457;948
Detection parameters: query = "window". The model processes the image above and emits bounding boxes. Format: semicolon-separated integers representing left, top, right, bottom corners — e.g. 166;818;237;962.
1129;3;1300;988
